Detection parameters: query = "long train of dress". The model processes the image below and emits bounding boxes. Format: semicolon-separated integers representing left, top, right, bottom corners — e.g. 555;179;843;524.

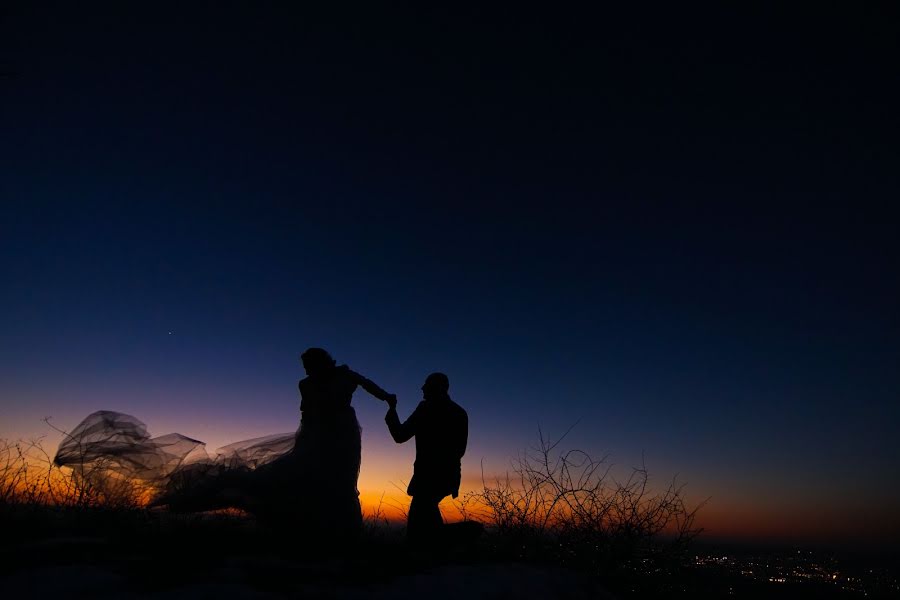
53;409;363;536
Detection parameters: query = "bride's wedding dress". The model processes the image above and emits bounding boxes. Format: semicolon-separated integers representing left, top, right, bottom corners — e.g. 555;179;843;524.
53;363;393;539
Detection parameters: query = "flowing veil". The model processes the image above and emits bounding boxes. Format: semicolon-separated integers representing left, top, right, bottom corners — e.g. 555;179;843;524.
53;407;364;538
53;411;296;507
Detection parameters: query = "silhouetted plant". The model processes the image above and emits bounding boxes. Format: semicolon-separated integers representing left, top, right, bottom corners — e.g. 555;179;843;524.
0;437;57;506
464;426;706;572
0;439;26;504
0;431;145;510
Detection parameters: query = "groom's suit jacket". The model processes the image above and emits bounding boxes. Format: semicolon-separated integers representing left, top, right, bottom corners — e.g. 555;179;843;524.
386;396;468;499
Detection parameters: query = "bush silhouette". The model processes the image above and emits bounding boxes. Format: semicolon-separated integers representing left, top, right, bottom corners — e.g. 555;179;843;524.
455;426;705;571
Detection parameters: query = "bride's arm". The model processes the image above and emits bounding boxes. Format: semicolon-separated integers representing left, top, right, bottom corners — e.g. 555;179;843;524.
347;369;393;402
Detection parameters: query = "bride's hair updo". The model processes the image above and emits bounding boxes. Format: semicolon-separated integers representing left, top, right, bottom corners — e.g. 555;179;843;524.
301;347;337;372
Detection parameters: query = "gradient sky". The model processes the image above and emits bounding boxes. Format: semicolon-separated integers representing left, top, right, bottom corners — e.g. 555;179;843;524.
2;5;898;546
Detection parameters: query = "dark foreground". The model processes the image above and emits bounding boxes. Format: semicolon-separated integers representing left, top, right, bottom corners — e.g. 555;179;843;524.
1;506;896;599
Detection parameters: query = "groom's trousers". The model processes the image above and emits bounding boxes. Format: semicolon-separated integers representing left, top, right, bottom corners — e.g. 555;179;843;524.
408;493;444;541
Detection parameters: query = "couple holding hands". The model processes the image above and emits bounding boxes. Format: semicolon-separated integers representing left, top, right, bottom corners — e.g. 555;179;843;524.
295;347;469;541
54;347;469;543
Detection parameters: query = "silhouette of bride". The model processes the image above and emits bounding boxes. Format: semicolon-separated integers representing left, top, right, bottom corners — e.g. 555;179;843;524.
53;348;395;539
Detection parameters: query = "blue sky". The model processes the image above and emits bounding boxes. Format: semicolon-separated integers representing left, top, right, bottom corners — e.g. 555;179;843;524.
2;4;898;544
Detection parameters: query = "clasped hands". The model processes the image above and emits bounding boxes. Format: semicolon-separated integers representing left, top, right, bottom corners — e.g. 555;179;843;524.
385;394;398;410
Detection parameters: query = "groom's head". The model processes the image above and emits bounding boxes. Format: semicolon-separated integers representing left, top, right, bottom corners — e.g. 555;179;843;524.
422;372;450;400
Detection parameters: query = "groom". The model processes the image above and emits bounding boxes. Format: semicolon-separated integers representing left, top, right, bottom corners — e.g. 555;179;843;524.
385;372;468;541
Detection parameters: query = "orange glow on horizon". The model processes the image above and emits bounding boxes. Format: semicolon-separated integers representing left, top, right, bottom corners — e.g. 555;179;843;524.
6;439;897;545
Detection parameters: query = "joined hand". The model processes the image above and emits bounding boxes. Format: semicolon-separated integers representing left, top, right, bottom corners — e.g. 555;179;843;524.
386;394;398;410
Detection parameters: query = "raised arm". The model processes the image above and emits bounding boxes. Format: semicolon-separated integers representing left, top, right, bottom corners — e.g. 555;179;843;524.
347;368;393;402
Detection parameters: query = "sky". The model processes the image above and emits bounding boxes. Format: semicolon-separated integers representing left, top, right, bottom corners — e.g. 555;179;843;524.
1;4;899;546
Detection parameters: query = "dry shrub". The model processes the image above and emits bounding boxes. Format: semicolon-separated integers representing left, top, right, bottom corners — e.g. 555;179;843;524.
458;426;706;571
1;438;57;506
0;436;145;510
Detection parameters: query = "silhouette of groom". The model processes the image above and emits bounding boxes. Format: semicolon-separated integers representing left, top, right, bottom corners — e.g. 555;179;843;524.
386;372;468;541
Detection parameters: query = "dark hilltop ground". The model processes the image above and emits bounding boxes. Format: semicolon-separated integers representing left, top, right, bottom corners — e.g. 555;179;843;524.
2;505;897;599
0;506;612;600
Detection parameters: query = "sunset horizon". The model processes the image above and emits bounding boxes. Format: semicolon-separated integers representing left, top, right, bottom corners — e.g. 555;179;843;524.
5;396;897;550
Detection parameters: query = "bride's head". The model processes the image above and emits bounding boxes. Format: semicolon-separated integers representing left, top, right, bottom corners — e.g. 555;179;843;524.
301;347;336;377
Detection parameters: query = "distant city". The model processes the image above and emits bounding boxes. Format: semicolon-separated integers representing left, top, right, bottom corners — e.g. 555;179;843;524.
671;545;900;598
